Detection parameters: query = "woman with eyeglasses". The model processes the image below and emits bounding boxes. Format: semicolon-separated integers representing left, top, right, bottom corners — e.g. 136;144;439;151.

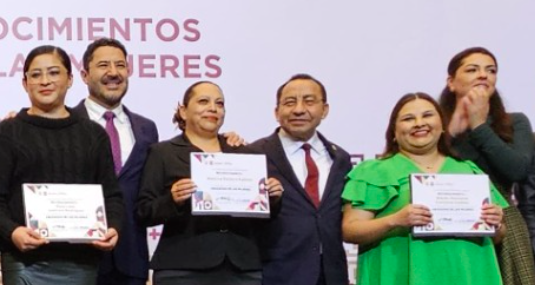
0;45;124;284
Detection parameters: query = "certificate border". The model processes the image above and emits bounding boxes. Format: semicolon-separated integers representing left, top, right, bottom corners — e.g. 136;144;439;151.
409;173;496;237
190;152;270;218
22;183;108;243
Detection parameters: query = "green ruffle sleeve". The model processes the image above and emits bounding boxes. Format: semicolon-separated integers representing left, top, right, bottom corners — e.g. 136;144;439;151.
342;157;410;211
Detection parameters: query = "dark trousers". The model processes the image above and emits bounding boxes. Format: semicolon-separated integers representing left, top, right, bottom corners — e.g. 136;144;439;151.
317;257;326;285
97;254;146;285
153;259;261;285
97;268;146;285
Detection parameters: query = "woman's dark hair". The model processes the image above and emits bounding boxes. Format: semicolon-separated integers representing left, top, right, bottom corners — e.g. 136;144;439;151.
381;92;454;158
172;81;222;131
23;45;72;79
438;47;513;143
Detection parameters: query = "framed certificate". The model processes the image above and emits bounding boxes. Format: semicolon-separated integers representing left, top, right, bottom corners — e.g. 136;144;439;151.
190;152;270;218
22;183;108;243
410;173;495;237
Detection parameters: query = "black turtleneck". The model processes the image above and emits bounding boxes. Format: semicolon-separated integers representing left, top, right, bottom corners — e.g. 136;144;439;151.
0;108;123;258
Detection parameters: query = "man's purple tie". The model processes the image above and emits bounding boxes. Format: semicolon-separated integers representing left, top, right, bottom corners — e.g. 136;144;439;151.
302;143;320;208
104;111;122;175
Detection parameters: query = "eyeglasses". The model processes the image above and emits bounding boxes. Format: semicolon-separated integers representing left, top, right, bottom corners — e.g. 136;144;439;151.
25;68;65;85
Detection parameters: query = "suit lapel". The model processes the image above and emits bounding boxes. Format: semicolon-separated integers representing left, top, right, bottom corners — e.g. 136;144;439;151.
317;132;343;206
73;100;90;118
77;100;146;179
119;106;150;177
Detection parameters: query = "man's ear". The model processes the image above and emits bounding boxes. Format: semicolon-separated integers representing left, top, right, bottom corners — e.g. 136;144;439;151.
274;107;280;123
322;103;330;119
80;69;89;84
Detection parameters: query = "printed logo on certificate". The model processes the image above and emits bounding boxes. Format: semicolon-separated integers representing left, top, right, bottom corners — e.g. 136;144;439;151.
190;152;270;218
410;173;495;237
22;184;108;243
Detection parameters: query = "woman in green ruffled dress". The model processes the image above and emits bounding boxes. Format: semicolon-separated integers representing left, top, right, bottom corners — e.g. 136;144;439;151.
342;92;507;285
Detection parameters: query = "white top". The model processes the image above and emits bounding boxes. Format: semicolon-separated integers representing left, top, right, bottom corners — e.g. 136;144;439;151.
84;98;135;168
278;129;333;200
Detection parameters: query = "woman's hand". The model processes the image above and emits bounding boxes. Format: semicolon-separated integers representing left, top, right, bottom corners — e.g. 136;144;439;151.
392;204;433;227
92;228;119;251
265;177;283;201
11;226;48;252
222;132;247;147
343;204;431;245
481;203;503;227
449;99;470;137
464;86;491;130
170;178;197;206
2;111;17;121
481;203;505;244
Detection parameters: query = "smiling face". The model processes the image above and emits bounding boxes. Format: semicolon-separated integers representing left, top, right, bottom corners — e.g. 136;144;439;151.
179;82;225;135
23;52;72;114
81;46;129;109
447;53;497;99
275;79;329;141
394;98;443;156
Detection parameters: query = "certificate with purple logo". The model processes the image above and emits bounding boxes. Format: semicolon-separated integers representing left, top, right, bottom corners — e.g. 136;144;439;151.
190;153;269;218
22;184;107;243
410;174;495;237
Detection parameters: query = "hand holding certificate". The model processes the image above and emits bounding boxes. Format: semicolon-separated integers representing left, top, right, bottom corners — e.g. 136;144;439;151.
410;173;496;237
190;152;270;218
22;184;108;243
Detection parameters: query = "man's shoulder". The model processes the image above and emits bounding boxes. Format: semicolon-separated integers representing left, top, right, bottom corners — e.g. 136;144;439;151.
317;132;350;156
123;106;159;139
249;133;278;152
123;106;156;124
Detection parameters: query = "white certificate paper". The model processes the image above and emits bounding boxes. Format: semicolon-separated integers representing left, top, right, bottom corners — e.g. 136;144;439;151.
410;173;495;237
190;152;270;218
22;184;108;242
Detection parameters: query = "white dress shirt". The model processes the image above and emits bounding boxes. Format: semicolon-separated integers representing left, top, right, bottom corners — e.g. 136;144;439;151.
278;129;333;200
84;98;135;168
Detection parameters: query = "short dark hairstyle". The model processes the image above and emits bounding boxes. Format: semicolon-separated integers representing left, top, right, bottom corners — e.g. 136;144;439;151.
172;81;223;131
438;47;513;143
82;37;128;71
381;92;454;159
276;74;327;105
23;45;72;79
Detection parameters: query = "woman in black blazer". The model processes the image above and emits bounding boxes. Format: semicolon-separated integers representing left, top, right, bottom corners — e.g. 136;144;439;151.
136;81;283;285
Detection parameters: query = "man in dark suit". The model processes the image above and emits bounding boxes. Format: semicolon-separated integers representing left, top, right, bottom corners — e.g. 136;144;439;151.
249;74;352;285
73;38;159;285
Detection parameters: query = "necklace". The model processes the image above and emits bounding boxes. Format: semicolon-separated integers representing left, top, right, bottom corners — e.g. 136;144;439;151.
412;155;445;173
